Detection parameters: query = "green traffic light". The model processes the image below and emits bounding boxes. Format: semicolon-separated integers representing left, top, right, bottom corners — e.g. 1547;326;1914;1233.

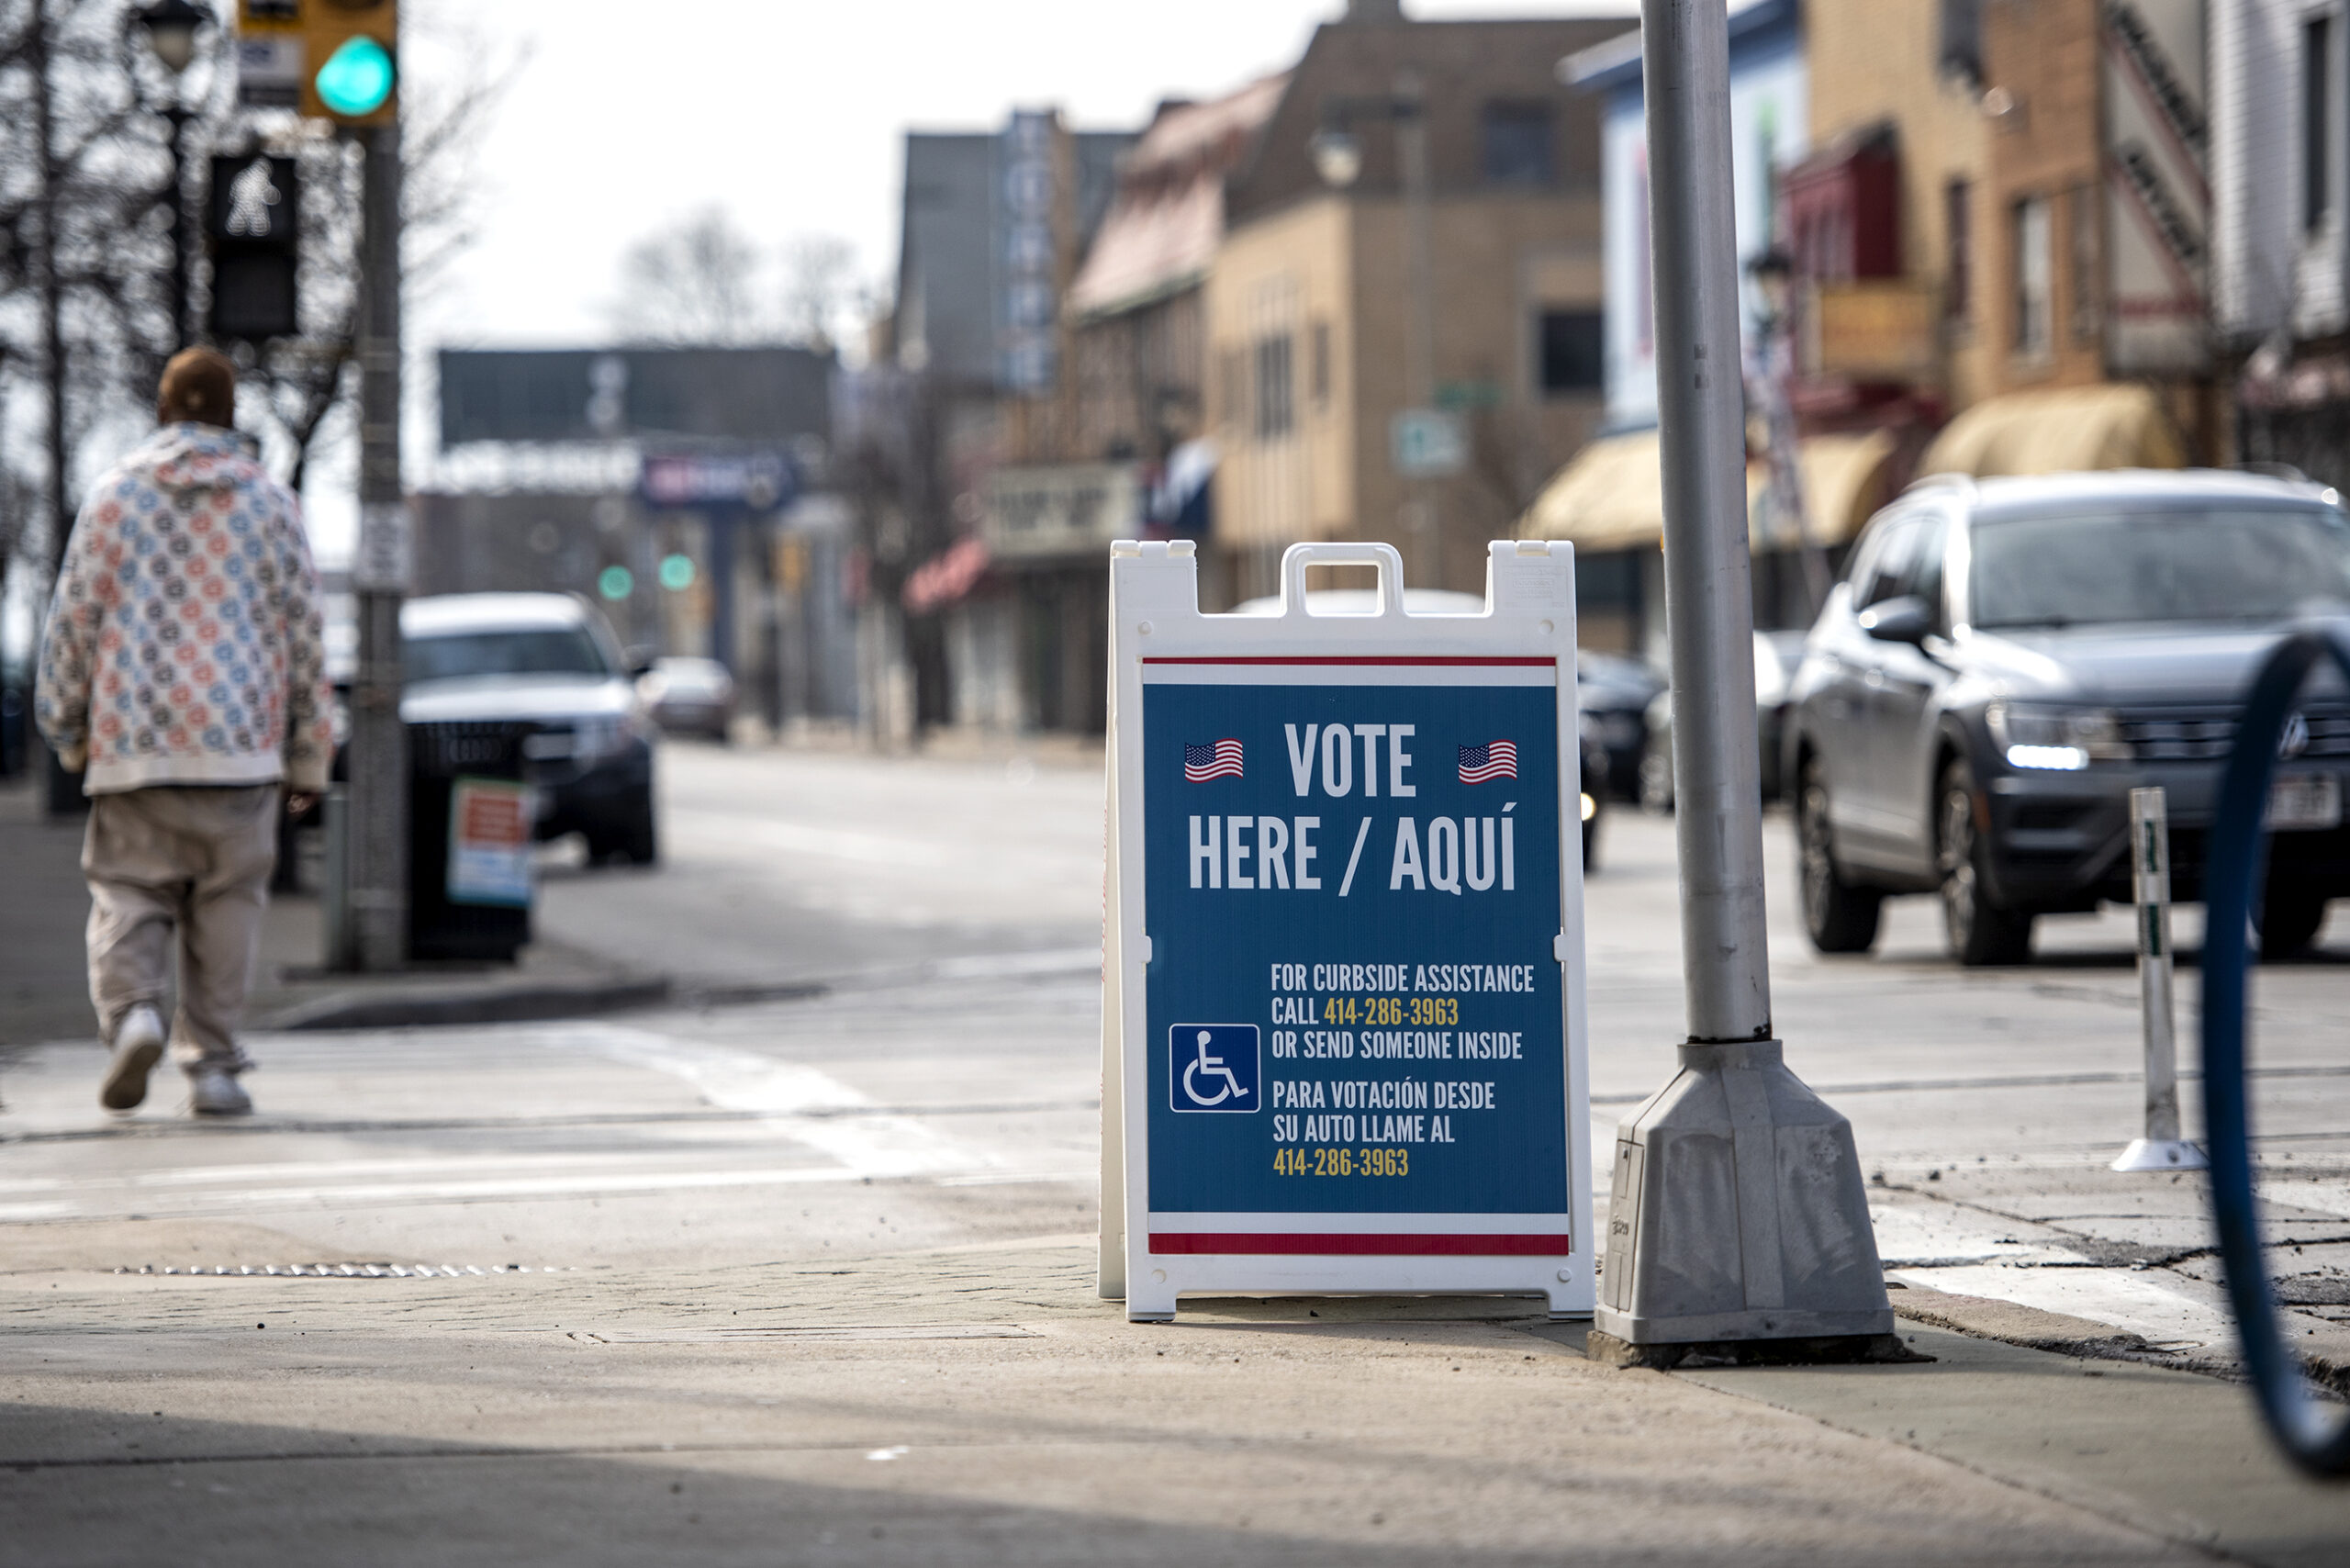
316;36;395;118
597;566;634;600
657;554;697;591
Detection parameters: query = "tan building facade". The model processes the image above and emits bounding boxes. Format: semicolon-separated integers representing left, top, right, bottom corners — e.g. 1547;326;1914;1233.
1203;7;1630;604
1803;0;1995;413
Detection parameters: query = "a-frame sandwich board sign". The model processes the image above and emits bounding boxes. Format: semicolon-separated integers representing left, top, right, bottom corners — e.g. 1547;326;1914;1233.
1100;539;1593;1321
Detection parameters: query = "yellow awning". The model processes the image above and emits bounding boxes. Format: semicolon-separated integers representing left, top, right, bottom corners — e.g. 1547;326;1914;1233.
1919;383;2186;478
1518;430;1667;552
1765;428;1899;548
1520;428;1897;553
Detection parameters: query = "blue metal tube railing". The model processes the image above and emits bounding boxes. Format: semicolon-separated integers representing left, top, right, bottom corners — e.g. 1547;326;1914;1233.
2201;625;2350;1477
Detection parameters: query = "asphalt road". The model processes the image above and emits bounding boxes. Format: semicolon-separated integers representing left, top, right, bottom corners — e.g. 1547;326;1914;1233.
6;739;2350;1562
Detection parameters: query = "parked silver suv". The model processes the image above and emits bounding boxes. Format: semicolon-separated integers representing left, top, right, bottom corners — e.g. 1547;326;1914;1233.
1785;469;2350;964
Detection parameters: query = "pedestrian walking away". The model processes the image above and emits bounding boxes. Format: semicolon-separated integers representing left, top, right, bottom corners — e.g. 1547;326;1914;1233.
33;347;332;1118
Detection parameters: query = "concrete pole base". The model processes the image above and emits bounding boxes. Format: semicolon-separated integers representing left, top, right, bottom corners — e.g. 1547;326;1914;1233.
1585;1328;1930;1371
1594;1039;1894;1350
2110;1137;2209;1172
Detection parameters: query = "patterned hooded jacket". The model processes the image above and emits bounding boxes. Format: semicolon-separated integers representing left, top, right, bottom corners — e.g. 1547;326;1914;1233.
36;423;332;796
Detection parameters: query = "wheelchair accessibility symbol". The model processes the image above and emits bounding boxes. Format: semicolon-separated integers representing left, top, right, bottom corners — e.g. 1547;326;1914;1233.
1170;1024;1260;1113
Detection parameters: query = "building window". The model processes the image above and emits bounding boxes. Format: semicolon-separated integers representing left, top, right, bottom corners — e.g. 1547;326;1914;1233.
2012;196;2053;356
1220;347;1248;434
1482;101;1556;188
1538;310;1604;396
1310;319;1332;409
1253;333;1293;440
2069;184;2101;342
2307;16;2334;233
1945;179;1972;321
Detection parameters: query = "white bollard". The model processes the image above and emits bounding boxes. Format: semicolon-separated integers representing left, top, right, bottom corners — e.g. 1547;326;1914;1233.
2112;787;2208;1171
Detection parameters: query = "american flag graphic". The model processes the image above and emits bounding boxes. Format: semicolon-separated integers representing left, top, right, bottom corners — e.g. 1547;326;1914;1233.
1458;740;1518;785
1184;739;1245;782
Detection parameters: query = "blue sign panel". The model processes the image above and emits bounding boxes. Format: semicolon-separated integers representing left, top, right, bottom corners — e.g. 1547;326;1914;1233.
1141;675;1567;1230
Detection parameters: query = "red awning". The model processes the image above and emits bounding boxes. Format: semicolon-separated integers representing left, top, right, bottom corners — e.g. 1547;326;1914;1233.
901;537;991;615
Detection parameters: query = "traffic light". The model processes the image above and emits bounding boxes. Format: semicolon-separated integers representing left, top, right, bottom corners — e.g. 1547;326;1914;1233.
306;0;396;123
207;154;299;341
233;2;397;125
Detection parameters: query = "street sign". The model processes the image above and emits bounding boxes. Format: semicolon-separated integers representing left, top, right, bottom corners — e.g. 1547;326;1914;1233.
234;2;303;109
1102;538;1592;1321
1390;408;1467;477
445;778;532;909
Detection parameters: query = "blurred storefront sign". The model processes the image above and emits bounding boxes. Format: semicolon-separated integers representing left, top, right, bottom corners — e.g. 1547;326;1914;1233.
999;110;1060;394
439;348;830;448
980;463;1143;559
1805;281;1937;383
639;453;796;512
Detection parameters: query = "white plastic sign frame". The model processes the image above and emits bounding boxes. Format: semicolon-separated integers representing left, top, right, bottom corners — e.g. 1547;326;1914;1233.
1100;539;1592;1322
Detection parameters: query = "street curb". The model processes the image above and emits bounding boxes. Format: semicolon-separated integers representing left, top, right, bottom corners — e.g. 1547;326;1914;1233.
256;945;1102;1034
263;977;673;1033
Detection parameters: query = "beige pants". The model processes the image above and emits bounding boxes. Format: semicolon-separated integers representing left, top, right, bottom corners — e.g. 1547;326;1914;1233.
83;785;280;1070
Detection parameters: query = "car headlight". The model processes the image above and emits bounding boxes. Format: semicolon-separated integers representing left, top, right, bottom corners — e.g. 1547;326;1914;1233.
570;715;642;763
1985;701;2132;771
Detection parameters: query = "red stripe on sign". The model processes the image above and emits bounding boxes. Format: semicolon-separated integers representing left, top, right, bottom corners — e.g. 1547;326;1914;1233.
1143;656;1556;666
1149;1232;1570;1257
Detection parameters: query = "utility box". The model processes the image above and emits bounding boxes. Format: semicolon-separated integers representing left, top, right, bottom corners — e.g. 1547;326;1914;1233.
406;720;534;964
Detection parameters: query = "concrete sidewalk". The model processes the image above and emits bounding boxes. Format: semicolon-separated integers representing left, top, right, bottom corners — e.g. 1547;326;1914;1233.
0;778;666;1053
2;1228;2344;1565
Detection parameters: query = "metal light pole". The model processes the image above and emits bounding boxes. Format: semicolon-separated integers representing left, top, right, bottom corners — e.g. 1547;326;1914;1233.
134;1;207;348
1590;0;1892;1364
341;123;408;971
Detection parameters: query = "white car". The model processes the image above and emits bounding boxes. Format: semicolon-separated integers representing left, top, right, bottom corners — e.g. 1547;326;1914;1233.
401;593;658;865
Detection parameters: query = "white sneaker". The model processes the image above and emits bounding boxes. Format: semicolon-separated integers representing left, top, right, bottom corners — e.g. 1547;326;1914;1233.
188;1065;252;1117
99;1006;166;1112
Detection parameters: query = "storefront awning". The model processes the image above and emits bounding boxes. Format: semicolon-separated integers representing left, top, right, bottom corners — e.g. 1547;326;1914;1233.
1779;428;1898;548
902;537;991;615
1519;428;1897;554
1918;383;2186;478
1518;430;1668;553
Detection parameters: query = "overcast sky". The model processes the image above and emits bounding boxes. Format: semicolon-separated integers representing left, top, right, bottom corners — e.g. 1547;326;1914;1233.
411;0;1636;350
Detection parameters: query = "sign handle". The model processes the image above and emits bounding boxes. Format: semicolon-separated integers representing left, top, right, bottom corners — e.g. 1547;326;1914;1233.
1278;542;1408;619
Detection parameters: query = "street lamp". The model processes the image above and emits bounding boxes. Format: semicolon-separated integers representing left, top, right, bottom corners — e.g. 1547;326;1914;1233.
133;0;212;351
136;0;207;73
1308;129;1363;190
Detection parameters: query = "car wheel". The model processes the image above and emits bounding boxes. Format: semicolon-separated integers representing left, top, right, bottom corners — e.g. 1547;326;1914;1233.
2259;887;2329;960
1937;756;2032;966
1797;756;1881;953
